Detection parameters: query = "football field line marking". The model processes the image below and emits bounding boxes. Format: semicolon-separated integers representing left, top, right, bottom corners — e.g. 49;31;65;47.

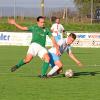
0;72;33;75
64;64;100;67
0;64;100;68
0;65;10;67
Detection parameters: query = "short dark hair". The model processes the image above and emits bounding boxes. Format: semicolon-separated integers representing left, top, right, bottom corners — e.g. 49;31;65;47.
37;16;44;22
69;33;76;40
56;17;60;20
50;16;57;22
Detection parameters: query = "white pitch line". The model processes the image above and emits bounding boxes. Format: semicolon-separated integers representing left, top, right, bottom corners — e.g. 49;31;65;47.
0;64;100;68
64;64;100;67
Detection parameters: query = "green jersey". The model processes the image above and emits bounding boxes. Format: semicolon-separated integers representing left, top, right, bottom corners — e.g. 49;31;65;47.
28;24;52;47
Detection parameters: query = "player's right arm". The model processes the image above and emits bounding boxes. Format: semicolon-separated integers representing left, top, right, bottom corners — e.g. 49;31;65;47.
66;47;83;67
8;19;28;31
68;51;83;67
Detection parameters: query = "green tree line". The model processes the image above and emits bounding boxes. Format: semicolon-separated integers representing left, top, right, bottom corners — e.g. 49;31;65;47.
74;0;100;17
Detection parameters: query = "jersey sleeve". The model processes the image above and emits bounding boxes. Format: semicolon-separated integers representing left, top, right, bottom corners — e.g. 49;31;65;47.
46;28;52;37
51;24;54;30
61;24;64;31
27;26;34;32
66;46;72;54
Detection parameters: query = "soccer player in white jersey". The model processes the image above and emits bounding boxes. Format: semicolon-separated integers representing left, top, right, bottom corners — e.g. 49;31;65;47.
47;33;83;77
51;17;65;42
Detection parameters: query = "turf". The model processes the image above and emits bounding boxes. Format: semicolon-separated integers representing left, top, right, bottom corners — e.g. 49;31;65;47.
0;46;100;100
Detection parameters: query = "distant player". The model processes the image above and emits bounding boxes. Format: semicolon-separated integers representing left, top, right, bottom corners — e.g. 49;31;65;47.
51;17;65;42
47;33;83;77
8;16;60;77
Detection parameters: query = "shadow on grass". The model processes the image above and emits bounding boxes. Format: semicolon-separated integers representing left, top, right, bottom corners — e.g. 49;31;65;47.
50;71;100;78
74;71;100;76
19;71;100;79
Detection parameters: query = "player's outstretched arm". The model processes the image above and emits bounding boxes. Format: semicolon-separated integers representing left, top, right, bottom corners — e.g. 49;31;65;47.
8;18;28;31
68;52;83;67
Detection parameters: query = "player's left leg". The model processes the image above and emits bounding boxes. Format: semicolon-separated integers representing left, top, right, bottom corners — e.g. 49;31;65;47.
49;52;63;73
11;54;33;72
47;53;63;77
49;52;55;68
41;53;50;76
38;47;50;77
11;43;39;72
47;60;63;77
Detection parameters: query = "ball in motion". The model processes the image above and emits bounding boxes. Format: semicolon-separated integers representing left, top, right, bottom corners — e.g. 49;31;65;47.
65;69;74;78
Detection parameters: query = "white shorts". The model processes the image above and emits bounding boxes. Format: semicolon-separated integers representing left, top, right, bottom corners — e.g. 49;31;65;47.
27;43;48;59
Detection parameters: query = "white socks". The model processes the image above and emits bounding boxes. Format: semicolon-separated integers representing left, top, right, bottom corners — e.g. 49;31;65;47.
47;65;59;76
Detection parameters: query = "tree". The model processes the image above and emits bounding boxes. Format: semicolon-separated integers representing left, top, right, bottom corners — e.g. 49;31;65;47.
74;0;100;17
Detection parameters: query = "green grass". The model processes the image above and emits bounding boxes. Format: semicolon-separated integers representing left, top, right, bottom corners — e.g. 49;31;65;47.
0;18;100;32
63;23;100;32
0;46;100;100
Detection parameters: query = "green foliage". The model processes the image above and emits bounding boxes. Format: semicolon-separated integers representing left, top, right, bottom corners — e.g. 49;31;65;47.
74;0;100;16
63;23;100;32
0;21;100;32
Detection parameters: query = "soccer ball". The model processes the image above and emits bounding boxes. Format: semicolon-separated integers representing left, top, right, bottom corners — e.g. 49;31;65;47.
65;69;74;78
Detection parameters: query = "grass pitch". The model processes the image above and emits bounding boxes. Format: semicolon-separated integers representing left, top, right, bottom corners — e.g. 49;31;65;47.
0;46;100;100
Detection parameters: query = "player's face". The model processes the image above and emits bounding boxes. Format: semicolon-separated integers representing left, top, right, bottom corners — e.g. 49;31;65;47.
67;37;75;45
37;18;45;28
56;18;60;24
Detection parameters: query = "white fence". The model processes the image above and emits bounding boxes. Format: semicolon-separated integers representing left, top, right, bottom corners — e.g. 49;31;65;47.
0;32;52;46
72;33;100;48
0;32;31;46
0;32;100;47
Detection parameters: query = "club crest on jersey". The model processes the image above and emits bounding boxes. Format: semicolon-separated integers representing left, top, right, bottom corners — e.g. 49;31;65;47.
40;34;45;37
43;29;46;32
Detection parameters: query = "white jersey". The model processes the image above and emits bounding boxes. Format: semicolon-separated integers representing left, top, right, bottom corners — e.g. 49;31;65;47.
49;38;71;54
51;23;64;36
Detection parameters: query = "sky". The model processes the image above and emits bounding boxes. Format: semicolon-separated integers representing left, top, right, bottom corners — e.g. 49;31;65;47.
0;0;75;17
0;0;75;8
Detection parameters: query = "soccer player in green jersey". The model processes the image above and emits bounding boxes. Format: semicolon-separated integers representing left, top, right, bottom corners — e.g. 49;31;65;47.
8;16;60;77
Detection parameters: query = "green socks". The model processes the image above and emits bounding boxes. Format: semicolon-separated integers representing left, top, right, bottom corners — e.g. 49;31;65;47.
15;59;49;76
16;59;25;68
41;61;49;76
